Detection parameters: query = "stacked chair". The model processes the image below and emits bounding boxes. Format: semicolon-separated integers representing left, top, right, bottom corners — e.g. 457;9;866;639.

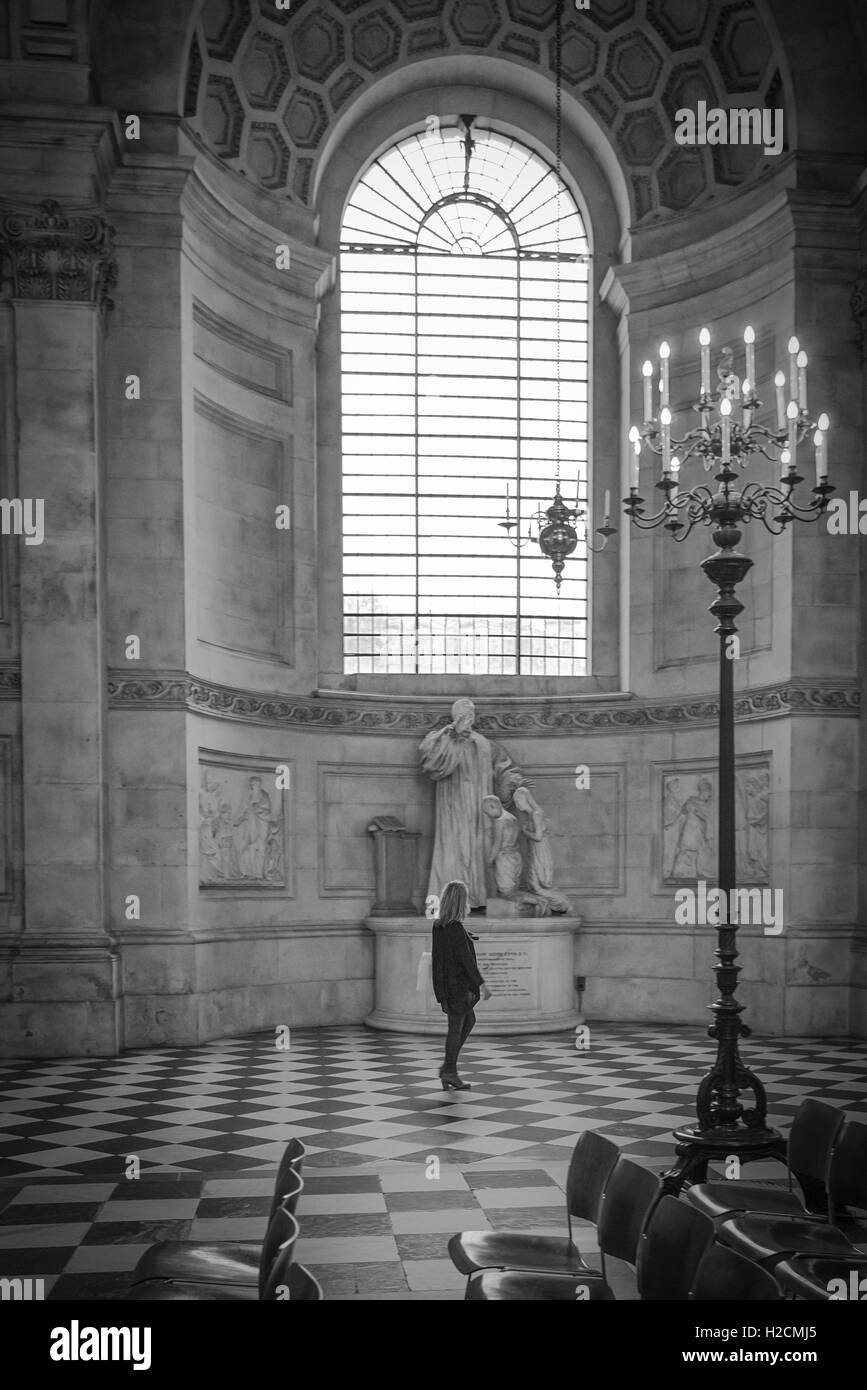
124;1136;323;1301
450;1102;866;1301
457;1152;662;1300
689;1243;782;1301
683;1098;843;1224
447;1131;804;1300
717;1118;867;1300
449;1129;620;1286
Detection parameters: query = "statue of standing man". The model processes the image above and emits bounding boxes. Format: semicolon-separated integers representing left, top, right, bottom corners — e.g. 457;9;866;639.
419;698;521;910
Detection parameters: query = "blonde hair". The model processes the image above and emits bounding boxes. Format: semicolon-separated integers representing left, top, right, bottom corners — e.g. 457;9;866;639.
438;880;469;923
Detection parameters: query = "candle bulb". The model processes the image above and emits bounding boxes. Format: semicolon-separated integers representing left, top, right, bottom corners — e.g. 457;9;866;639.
642;360;653;422
660;405;671;471
814;430;826;484
787;398;799;462
788;335;799;405
630;437;640;491
817;412;830;480
744;325;756;389
659;340;670;408
670;456;680;503
797;350;808;411
699;327;711;396
774;370;786;430
780;447;792;479
720;397;732;462
742;379;752;430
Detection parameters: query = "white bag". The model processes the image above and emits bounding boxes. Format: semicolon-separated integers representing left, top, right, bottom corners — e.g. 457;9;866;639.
416;950;433;994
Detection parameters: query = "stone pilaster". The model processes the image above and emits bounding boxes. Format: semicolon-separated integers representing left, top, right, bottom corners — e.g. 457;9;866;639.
0;198;120;1055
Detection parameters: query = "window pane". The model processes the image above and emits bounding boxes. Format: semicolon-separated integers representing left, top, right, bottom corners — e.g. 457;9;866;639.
341;128;590;674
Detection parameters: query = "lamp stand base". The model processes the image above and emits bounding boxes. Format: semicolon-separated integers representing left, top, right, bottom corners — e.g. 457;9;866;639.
660;1124;786;1196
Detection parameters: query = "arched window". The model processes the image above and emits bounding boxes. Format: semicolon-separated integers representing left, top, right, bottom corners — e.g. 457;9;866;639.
340;124;590;676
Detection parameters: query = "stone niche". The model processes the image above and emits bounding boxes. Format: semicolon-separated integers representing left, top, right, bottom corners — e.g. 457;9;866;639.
364;913;582;1035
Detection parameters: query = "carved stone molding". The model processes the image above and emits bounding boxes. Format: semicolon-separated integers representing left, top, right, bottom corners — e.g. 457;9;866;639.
0;200;118;311
106;670;861;736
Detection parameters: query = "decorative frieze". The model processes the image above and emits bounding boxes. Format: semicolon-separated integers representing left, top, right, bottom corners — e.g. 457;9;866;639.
0;200;117;311
106;670;860;736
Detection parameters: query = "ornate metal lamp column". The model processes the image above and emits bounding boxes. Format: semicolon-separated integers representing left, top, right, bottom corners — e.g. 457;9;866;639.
625;330;833;1190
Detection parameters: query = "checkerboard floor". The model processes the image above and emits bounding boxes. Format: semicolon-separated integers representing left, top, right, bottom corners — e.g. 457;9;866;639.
1;1024;865;1299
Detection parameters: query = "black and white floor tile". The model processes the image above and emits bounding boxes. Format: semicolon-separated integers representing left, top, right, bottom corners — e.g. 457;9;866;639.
1;1025;865;1299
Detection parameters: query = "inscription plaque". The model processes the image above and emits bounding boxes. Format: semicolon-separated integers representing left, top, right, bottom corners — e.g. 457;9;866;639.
476;946;535;1001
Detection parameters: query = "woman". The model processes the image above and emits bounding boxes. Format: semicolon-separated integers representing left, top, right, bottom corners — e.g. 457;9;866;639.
431;879;491;1090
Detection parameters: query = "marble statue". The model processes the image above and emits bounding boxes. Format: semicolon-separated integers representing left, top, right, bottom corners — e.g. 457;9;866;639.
482;794;523;897
419;697;524;908
512;785;572;914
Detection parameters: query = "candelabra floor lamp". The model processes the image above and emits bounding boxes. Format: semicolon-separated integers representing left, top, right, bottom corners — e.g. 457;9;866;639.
625;328;832;1194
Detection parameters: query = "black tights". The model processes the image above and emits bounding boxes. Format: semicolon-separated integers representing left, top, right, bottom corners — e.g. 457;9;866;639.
443;1009;476;1074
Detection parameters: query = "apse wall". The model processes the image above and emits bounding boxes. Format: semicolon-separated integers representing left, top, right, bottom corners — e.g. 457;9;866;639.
105;111;862;1046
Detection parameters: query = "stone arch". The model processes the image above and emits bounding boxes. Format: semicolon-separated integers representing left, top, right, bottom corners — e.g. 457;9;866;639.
312;61;628;254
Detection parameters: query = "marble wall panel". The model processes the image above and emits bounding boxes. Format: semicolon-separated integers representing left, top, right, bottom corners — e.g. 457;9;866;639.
318;762;432;902
194;392;293;664
523;764;624;894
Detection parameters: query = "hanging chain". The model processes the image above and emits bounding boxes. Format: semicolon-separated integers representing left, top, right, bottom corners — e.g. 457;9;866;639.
554;0;563;488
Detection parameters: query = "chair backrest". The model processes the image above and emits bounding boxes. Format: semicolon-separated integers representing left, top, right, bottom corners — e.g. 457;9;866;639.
258;1190;302;1296
267;1136;306;1224
787;1098;845;1187
282;1263;324;1301
689;1243;782;1301
827;1119;867;1216
279;1164;305;1219
261;1213;300;1300
597;1157;661;1270
565;1130;620;1238
636;1196;715;1300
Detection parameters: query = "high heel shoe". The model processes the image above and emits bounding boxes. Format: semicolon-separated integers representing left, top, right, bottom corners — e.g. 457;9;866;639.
440;1072;471;1090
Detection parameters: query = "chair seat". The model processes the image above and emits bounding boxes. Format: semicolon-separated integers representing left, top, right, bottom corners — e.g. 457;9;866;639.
124;1278;258;1301
132;1241;259;1287
448;1230;593;1277
718;1214;856;1267
467;1269;615;1301
775;1254;867;1301
683;1182;814;1222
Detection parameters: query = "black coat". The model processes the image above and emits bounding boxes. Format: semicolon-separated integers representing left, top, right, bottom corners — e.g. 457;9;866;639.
431;918;484;1015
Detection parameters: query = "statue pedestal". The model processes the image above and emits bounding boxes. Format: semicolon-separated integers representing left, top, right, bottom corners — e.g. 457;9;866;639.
364;914;582;1035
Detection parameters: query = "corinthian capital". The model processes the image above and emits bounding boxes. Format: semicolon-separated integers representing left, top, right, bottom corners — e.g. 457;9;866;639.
0;199;117;311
